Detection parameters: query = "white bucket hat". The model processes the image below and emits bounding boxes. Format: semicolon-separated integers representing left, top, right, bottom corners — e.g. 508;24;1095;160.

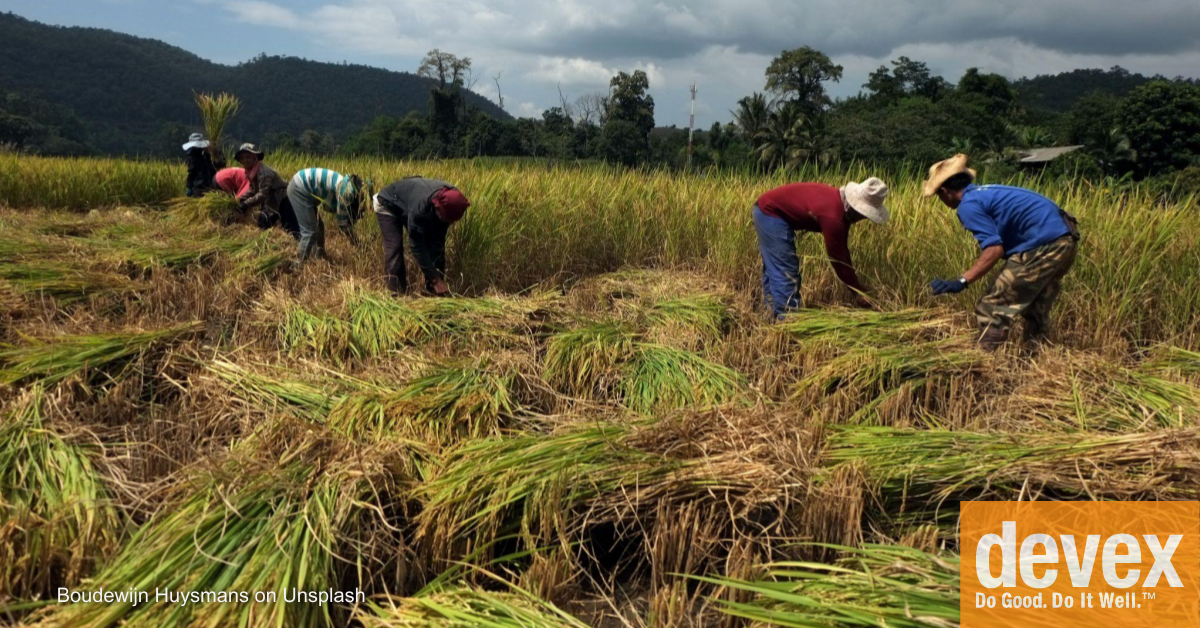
182;133;210;151
842;177;890;225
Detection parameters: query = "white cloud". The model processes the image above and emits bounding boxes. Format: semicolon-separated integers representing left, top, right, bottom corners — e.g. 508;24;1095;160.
221;0;301;29
527;57;616;87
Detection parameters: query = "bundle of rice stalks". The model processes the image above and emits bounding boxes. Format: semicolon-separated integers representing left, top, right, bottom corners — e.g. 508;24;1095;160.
793;340;986;426
359;586;590;628
415;423;682;561
1016;352;1200;430
165;194;240;226
1149;345;1200;375
193;91;241;157
327;358;522;445
699;544;960;628
776;308;958;348
623;344;747;414
0;321;203;387
415;420;782;570
826;426;1200;523
643;294;733;349
346;288;555;354
0;388;123;601
0;263;138;306
280;306;358;362
210;357;526;446
34;430;402;628
543;322;637;399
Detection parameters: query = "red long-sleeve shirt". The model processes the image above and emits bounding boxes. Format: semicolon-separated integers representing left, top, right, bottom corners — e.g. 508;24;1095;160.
756;183;864;293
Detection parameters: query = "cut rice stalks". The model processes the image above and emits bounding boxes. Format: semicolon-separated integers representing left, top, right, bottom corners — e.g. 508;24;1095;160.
32;426;406;628
210;356;527;446
358;585;591;628
415;420;784;570
826;426;1200;525
0;387;123;602
0;321;203;388
544;322;749;412
699;544;960;628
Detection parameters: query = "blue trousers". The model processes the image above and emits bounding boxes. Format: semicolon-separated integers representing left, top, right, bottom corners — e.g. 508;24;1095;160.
753;205;801;318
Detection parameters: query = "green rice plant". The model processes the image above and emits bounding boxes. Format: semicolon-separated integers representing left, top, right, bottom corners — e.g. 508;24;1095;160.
826;426;1200;521
358;586;590;628
698;544;960;628
0;321;203;387
193;92;242;159
0;388;124;601
622;344;746;414
542;322;637;398
415;423;681;559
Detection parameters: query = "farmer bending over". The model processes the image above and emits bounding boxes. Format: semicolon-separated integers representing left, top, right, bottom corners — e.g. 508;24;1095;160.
753;178;889;318
286;167;364;262
373;177;470;296
235;144;299;239
925;154;1080;351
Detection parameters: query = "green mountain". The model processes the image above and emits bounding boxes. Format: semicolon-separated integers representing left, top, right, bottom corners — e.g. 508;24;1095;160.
1013;67;1155;113
0;12;509;155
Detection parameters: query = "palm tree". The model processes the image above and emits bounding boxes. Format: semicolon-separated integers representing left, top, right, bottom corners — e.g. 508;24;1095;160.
1017;126;1053;149
755;103;809;169
1091;127;1136;175
732;93;770;144
949;137;975;156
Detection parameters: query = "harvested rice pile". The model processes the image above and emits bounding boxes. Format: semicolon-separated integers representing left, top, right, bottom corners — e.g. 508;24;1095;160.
0;202;1197;628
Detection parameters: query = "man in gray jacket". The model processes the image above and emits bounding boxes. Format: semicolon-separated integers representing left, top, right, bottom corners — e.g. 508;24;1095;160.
373;177;470;296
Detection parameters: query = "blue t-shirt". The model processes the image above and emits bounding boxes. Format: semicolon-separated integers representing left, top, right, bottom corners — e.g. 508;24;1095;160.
955;184;1072;256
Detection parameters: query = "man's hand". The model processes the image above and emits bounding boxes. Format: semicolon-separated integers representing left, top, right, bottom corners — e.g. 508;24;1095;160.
930;278;968;296
430;277;450;297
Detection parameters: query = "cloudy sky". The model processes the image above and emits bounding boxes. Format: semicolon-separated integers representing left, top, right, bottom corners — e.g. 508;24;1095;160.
8;0;1200;126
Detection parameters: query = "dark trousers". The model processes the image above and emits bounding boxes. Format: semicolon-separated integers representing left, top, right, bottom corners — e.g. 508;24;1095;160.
377;212;408;294
278;197;301;240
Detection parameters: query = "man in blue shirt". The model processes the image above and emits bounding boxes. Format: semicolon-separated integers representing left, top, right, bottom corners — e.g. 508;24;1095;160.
923;154;1080;351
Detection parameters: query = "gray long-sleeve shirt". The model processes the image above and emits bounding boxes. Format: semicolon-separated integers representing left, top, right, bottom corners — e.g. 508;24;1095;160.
375;177;456;282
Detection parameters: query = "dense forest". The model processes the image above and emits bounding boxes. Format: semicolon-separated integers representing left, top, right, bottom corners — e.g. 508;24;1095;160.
0;12;508;155
2;11;1199;194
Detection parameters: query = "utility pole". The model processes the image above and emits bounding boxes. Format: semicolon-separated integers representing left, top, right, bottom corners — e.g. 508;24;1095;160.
686;81;697;170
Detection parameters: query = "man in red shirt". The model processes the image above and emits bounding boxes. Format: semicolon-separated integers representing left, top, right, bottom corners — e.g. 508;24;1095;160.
753;177;889;318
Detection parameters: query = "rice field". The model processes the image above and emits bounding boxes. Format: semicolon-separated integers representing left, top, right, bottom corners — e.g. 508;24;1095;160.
0;153;1198;627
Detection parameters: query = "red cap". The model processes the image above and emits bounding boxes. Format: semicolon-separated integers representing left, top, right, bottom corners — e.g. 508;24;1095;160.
432;188;469;223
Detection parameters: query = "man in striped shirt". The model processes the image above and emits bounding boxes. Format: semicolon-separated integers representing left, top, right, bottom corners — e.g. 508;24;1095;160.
285;167;363;261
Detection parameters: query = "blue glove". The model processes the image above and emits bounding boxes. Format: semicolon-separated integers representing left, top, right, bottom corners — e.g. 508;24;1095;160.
930;278;968;296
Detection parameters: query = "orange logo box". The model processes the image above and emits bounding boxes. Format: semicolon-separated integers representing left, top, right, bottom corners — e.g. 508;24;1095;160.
961;502;1199;628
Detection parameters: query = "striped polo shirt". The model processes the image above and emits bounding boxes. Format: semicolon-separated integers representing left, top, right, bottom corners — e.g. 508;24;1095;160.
292;168;358;218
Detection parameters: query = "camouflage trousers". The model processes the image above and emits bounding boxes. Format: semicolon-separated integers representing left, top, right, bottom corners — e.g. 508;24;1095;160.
976;236;1078;339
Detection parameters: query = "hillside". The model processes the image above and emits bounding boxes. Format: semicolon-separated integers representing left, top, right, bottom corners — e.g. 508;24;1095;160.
1013;67;1155;112
0;12;509;155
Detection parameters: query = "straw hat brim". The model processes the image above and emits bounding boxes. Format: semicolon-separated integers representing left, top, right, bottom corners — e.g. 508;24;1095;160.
923;154;977;197
843;182;889;225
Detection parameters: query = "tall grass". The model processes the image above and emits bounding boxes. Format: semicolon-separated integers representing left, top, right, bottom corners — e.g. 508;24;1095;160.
3;154;1196;347
193;92;242;161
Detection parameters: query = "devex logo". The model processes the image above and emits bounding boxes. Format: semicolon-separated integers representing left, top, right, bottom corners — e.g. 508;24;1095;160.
977;521;1184;589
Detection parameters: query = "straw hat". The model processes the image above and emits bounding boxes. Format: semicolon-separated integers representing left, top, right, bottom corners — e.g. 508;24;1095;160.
182;133;209;151
923;154;977;197
841;177;889;225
